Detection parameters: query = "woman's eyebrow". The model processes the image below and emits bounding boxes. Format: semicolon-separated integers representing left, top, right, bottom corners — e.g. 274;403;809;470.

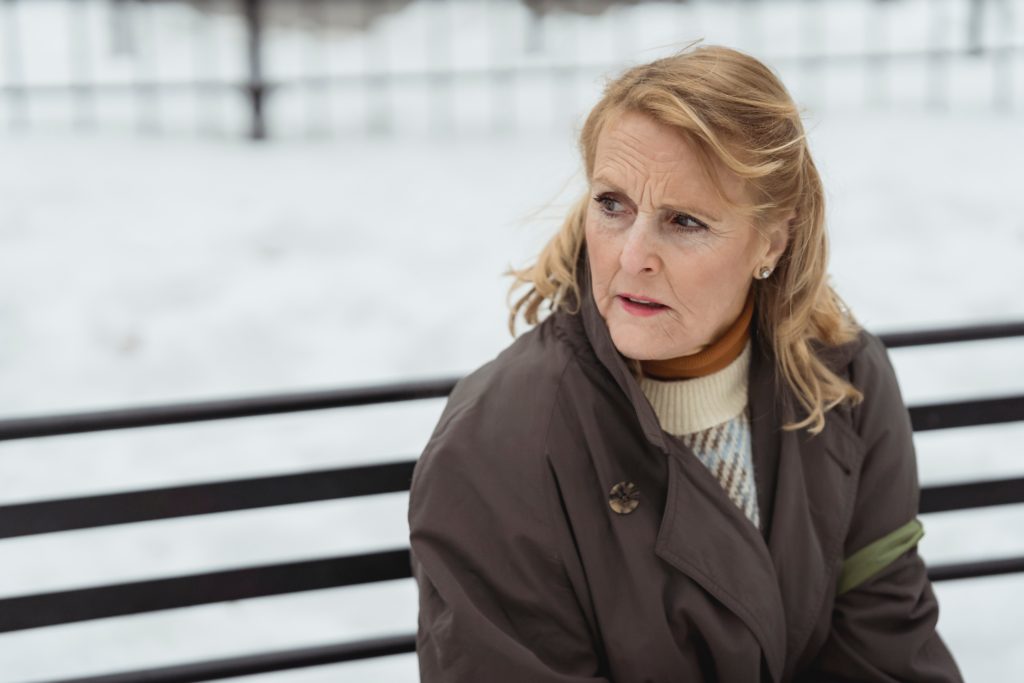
592;176;722;223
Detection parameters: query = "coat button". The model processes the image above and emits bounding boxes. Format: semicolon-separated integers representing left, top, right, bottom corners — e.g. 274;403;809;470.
608;480;640;514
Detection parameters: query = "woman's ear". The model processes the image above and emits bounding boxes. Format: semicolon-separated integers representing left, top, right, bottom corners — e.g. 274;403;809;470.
762;210;794;266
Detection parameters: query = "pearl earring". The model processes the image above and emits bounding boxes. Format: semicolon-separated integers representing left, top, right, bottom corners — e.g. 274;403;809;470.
757;265;773;279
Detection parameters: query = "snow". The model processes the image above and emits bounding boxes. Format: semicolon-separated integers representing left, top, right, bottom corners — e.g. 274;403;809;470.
1;0;1023;681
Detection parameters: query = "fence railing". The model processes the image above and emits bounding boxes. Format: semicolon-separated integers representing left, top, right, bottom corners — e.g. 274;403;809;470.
1;318;1023;681
1;0;1021;140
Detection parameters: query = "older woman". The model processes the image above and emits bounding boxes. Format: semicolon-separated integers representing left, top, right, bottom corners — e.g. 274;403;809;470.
407;43;964;682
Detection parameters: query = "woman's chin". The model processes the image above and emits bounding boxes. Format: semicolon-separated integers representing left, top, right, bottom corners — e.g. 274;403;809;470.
608;324;702;361
608;328;670;362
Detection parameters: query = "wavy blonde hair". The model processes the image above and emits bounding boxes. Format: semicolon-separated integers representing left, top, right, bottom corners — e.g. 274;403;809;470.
505;41;865;435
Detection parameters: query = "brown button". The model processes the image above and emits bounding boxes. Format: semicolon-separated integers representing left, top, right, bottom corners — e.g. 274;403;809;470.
608;480;640;514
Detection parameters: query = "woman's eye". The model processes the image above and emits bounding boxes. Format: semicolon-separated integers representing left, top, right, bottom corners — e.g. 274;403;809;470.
673;213;707;232
594;194;622;215
593;193;707;234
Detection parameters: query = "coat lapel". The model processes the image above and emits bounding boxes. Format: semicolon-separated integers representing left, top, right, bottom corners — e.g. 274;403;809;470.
572;244;864;683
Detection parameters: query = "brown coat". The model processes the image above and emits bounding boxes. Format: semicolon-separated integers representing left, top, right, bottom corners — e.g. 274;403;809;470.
408;246;964;682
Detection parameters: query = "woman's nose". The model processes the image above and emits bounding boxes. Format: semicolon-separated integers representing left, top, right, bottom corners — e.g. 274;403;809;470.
619;216;661;275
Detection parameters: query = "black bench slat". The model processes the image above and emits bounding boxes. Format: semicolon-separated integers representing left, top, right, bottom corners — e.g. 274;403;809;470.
928;555;1024;582
0;549;411;634
0;377;458;441
921;476;1024;514
0;460;416;540
909;394;1024;431
878;320;1024;348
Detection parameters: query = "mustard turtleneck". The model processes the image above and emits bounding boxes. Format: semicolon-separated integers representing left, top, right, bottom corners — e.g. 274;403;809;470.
639;286;754;380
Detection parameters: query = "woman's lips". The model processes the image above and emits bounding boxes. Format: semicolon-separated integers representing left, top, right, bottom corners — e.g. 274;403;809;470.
617;294;668;317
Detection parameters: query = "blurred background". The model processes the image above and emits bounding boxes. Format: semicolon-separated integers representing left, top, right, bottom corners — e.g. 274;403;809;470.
0;0;1022;680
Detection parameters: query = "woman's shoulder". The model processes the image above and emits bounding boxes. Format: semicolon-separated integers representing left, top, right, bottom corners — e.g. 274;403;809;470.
808;325;911;462
844;327;912;439
808;325;872;377
446;315;576;426
450;315;574;412
413;317;577;486
806;326;904;443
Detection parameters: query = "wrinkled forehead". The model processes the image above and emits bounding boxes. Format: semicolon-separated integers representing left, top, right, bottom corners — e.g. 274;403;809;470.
591;108;750;211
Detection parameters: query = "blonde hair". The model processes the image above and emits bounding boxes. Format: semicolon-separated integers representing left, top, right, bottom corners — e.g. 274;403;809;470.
504;41;864;436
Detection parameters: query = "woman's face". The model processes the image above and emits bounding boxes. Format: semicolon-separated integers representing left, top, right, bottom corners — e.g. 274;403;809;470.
584;109;790;361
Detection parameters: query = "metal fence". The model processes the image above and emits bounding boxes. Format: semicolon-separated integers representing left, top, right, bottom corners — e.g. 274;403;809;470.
0;318;1022;680
0;0;1021;140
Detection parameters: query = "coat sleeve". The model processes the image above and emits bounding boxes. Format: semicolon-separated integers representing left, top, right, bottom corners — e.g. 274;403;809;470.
407;404;610;682
801;332;964;683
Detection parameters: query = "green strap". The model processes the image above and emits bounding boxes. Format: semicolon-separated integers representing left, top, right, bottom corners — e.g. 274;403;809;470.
836;517;924;596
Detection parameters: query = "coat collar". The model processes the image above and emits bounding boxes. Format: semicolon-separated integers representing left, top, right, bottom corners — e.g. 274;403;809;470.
575;243;672;454
565;243;865;682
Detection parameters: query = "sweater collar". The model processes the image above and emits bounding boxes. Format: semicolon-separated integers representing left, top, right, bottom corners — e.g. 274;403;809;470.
639;338;752;434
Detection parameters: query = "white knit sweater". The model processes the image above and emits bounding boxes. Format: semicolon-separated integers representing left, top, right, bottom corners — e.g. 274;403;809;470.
638;338;760;530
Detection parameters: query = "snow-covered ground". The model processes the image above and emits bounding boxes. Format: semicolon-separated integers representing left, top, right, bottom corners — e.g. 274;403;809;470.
1;0;1023;681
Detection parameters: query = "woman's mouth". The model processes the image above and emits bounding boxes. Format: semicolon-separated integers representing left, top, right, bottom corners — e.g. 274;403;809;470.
617;294;668;317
